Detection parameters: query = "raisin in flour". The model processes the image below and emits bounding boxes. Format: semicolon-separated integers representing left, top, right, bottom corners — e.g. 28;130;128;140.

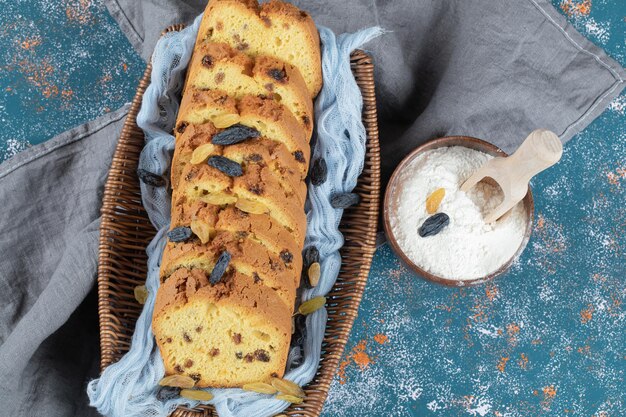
390;146;528;280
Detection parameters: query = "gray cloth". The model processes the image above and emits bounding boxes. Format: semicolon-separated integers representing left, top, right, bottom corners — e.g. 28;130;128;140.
0;106;128;416
0;0;624;415
106;0;626;184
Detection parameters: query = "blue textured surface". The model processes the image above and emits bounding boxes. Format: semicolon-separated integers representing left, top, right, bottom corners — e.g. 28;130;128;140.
0;1;624;416
0;0;143;161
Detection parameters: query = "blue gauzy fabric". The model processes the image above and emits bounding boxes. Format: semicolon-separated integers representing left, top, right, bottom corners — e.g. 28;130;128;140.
86;13;382;417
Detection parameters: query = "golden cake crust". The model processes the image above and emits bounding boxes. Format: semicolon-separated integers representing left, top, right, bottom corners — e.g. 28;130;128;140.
177;89;239;129
175;121;307;176
238;94;310;153
159;231;299;307
223;139;307;202
176;161;307;242
170;199;302;274
177;89;310;168
186;41;313;138
172;127;306;203
199;0;322;96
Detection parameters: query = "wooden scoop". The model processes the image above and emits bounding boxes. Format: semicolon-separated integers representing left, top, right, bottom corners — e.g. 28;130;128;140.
461;129;563;223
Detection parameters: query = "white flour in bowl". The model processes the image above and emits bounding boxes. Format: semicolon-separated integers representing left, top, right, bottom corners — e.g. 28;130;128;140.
389;146;528;280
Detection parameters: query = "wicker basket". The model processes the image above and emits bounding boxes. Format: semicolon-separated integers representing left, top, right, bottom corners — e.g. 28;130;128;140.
97;25;380;417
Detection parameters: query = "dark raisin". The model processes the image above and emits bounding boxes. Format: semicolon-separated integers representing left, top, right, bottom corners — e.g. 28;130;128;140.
310;158;327;186
210;348;220;357
293;150;305;163
235;352;243;359
166;337;172;343
210;250;231;284
195;326;203;333
264;83;274;92
303;246;319;269
176;122;188;134
156;386;181;401
261;16;272;27
247;153;263;162
280;250;293;264
244;353;254;363
201;55;213;68
214;72;225;83
190;373;201;383
137;168;165;187
174;365;184;373
236;231;248;239
269;260;281;271
330;192;360;209
211;124;260;145
271;372;278;378
302;115;311;127
236;42;249;51
183;332;192;343
292;314;307;347
185;359;194;368
168;226;193;242
268;68;286;83
232;333;242;344
254;349;270;362
248;184;263;195
290;315;306;363
253;272;262;283
185;169;197;182
418;213;450;237
207;156;243;177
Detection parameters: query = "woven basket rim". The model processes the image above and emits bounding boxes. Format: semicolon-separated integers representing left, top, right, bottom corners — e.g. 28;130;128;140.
96;24;380;417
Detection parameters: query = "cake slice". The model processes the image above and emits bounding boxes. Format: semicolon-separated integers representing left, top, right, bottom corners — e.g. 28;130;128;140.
159;231;299;307
198;0;322;97
173;125;306;203
176;161;307;243
176;89;239;135
186;42;313;138
177;89;310;169
153;268;291;387
170;200;302;277
223;139;307;204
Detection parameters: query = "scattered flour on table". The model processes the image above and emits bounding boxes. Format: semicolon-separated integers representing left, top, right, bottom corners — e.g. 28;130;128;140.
390;146;527;280
608;95;625;115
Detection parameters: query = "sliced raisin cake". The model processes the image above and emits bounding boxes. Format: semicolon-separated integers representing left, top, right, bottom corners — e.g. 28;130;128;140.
152;0;320;388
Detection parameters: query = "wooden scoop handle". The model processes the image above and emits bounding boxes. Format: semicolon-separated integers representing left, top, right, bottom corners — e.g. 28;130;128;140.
507;129;563;183
482;129;562;223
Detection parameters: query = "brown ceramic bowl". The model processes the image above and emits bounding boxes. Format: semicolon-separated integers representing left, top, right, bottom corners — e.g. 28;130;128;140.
383;136;534;287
